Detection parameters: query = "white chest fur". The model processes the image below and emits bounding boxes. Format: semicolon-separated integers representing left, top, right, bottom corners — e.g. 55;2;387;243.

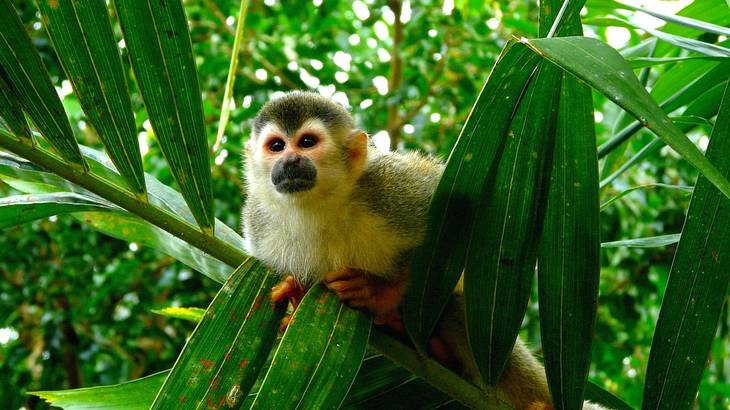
246;200;411;284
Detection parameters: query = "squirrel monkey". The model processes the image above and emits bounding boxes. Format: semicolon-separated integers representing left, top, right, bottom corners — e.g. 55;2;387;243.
242;92;604;410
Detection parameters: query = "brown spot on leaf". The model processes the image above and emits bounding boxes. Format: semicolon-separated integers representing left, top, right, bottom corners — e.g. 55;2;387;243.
712;250;719;262
238;358;249;369
199;358;214;370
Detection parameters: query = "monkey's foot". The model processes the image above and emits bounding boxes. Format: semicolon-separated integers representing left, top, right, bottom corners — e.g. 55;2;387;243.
323;268;407;324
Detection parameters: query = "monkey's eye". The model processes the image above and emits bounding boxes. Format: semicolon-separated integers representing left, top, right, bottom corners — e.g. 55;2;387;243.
298;134;318;149
268;138;286;152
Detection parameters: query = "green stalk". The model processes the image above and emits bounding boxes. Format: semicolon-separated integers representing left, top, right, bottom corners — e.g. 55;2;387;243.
213;0;249;152
0;130;246;269
369;329;510;410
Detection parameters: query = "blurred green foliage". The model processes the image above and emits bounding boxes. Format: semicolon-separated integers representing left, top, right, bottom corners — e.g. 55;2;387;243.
1;0;728;408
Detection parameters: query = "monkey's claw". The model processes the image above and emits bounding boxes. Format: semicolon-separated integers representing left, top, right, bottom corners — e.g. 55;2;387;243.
271;275;305;307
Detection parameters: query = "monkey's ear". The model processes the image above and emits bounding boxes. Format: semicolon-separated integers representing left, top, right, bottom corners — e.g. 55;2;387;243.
347;129;368;175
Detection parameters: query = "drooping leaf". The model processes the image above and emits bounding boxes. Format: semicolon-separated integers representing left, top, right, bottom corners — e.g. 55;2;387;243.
0;69;31;141
643;81;730;410
73;211;231;283
601;234;681;248
0;148;235;282
538;70;600;410
537;5;600;408
151;306;206;322
79;146;244;251
464;62;561;385
403;40;541;348
597;61;729;159
0;0;84;166
251;285;371;410
524;37;730;200
115;0;214;230
601;80;727;187
0;192;110;229
650;61;728;111
38;0;146;195
151;259;284;409
31;371;168;410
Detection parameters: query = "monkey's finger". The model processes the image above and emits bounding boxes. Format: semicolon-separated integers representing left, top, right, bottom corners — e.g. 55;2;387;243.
323;268;360;283
271;275;304;303
279;314;292;333
324;276;369;293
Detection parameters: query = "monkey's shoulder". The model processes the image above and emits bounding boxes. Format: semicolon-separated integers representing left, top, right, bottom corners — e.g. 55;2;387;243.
354;151;443;237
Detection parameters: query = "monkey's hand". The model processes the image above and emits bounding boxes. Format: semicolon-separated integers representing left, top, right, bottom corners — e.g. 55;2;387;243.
323;268;408;325
271;275;307;331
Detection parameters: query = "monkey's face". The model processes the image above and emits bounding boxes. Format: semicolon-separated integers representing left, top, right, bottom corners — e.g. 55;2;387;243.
247;118;368;202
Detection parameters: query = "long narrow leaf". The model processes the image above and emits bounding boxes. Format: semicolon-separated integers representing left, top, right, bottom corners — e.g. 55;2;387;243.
0;0;84;166
38;0;146;195
151;306;205;322
115;0;214;230
601;234;681;248
0;192;109;229
616;1;730;36
464;62;561;385
600;184;693;212
251;285;371;409
524;37;730;201
538;70;600;410
151;259;284;409
597;61;729;159
627;56;727;69
403;40;541;348
31;371;169;410
535;7;601;409
0;69;31;141
643;81;730;409
601;80;727;187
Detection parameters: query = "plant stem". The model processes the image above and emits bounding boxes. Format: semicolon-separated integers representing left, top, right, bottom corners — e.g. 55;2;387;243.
370;329;511;410
0;130;248;270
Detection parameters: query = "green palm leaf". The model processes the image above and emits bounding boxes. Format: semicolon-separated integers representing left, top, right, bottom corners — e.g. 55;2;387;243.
38;0;146;195
115;0;214;230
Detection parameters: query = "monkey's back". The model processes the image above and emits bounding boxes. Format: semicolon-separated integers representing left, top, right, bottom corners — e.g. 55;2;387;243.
354;151;444;246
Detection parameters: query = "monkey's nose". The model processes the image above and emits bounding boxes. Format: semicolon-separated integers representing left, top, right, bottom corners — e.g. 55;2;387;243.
283;155;303;166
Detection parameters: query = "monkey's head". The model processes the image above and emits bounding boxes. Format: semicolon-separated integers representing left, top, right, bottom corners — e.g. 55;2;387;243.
245;92;368;203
